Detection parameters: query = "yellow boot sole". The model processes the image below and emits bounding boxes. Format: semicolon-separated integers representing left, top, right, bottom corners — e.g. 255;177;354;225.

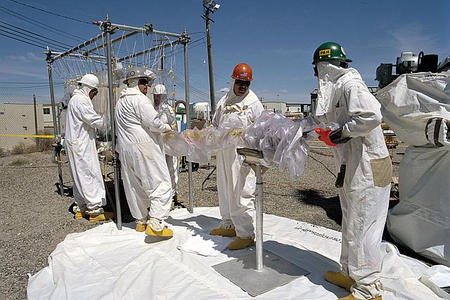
89;212;114;223
324;270;355;291
209;228;236;237
145;226;173;237
227;237;254;250
135;223;147;232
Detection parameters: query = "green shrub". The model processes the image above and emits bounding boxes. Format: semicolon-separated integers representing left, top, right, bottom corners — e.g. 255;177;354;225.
9;158;29;166
11;143;26;155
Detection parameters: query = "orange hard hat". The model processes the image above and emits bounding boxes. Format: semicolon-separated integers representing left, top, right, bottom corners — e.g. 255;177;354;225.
231;63;253;81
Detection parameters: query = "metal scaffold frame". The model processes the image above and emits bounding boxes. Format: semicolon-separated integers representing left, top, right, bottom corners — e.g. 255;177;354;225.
45;16;193;230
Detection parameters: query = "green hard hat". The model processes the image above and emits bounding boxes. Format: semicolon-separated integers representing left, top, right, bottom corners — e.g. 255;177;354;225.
312;42;352;65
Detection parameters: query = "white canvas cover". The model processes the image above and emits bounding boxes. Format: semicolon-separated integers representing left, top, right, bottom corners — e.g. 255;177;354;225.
375;72;450;266
27;207;448;300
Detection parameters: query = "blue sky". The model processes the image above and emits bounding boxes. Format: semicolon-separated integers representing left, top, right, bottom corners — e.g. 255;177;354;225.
0;0;449;104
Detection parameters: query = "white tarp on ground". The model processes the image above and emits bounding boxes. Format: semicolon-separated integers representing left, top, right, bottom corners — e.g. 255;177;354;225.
375;72;450;266
27;207;449;300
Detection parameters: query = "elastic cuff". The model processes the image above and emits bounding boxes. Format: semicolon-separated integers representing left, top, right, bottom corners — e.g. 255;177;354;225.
330;128;352;144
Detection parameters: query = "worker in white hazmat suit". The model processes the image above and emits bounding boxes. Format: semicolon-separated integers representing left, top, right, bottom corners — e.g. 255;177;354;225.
310;42;392;300
209;63;264;250
152;84;179;206
65;74;112;222
115;68;174;236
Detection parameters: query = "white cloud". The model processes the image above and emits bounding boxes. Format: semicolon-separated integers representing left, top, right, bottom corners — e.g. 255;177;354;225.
387;23;439;53
7;52;41;63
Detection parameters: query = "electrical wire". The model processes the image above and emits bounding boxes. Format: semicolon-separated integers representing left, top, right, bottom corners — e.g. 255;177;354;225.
6;0;91;25
0;5;86;41
0;20;74;48
0;24;67;51
0;31;46;49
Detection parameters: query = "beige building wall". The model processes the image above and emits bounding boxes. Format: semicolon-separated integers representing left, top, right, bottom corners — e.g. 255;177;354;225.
0;103;54;150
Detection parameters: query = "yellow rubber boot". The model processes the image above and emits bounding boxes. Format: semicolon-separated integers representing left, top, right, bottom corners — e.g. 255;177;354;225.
145;225;173;237
209;227;236;237
135;219;147;232
74;211;84;220
145;217;173;237
339;295;382;300
324;270;355;291
89;212;114;223
228;237;254;250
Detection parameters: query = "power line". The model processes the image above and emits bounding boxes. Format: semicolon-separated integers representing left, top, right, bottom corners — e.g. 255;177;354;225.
0;31;46;49
0;20;74;48
0;5;86;42
0;24;68;51
6;0;91;25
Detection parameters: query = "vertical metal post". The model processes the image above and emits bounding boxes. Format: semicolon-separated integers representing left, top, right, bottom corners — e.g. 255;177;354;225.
183;30;193;213
204;7;216;115
46;50;64;197
104;18;122;229
33;94;39;152
255;165;264;271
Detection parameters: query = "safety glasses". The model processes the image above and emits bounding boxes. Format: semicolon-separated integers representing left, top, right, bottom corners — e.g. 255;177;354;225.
235;79;250;86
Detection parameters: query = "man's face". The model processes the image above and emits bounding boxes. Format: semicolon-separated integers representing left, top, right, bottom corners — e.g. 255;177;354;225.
89;88;98;100
138;78;149;95
233;79;250;96
153;94;161;107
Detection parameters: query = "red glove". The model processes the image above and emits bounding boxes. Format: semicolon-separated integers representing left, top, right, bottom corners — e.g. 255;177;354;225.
315;127;336;147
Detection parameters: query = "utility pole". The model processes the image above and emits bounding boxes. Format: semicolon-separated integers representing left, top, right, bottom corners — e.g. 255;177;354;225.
33;94;39;152
202;0;220;115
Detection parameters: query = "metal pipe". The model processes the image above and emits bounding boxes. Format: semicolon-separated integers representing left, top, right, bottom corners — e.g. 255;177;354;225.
52;33;104;61
51;52;107;60
104;20;122;230
117;40;181;63
255;164;264;271
83;31;139;56
33;94;39;152
183;32;193;213
95;22;182;38
46;51;64;197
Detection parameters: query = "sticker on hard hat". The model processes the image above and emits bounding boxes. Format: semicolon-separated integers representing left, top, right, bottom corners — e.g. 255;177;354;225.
240;72;247;76
319;49;331;57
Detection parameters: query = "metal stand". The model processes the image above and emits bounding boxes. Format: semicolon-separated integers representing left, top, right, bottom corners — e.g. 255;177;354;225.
44;17;193;229
212;148;309;297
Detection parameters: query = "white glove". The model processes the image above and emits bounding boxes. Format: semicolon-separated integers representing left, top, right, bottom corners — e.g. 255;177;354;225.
426;118;450;147
163;124;173;133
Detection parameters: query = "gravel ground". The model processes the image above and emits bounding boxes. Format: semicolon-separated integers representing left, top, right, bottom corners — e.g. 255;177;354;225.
0;141;419;300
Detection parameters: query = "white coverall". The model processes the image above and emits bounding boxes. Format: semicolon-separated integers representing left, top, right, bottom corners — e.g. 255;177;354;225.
315;62;392;299
158;103;178;198
212;83;264;239
115;87;172;222
65;88;107;210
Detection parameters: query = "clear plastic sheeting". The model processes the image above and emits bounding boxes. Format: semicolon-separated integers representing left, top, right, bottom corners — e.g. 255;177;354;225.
244;111;309;178
375;72;450;266
27;207;448;300
161;112;310;178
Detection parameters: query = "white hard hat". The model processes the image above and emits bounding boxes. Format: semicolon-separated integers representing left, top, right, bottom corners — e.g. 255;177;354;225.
123;67;156;85
152;84;167;95
77;74;99;89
